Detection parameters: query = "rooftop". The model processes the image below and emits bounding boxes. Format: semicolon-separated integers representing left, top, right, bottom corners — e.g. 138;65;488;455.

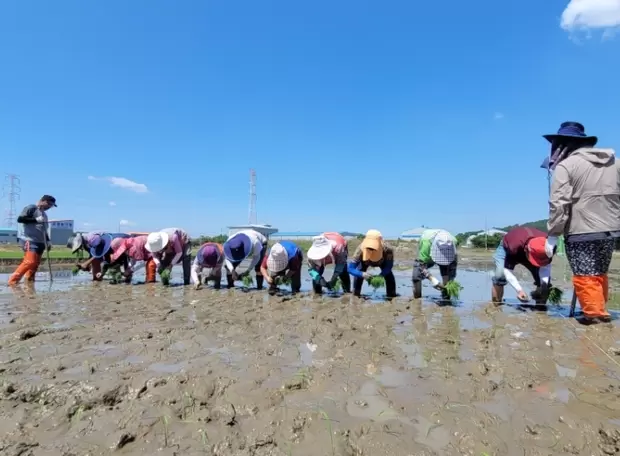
0;227;18;231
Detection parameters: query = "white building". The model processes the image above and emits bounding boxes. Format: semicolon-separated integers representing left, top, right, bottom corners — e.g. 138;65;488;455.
227;224;279;239
0;227;18;244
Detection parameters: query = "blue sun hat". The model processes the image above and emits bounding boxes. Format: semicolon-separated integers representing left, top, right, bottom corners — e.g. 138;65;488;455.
89;233;113;259
543;121;598;145
223;233;252;262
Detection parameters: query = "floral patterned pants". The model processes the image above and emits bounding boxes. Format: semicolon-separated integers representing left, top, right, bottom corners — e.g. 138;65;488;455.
566;239;614;319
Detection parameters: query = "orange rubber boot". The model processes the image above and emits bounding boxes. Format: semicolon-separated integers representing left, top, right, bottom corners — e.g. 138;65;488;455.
573;275;610;319
146;259;157;283
23;252;42;282
8;254;34;285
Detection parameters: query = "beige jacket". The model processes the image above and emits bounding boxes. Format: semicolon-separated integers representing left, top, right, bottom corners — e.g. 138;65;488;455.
548;147;620;236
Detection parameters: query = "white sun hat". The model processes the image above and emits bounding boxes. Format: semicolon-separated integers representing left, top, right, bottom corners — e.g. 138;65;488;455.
307;235;333;261
71;233;84;253
430;230;456;266
267;243;289;273
145;231;170;253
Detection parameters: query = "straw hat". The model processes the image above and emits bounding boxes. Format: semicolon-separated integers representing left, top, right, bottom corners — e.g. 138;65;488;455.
307;236;333;261
267;243;289;273
361;229;383;262
430;231;456;266
145;231;170;253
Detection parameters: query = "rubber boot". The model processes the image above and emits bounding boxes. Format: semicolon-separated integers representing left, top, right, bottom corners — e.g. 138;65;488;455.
573;275;610;322
256;274;264;290
145;259;157;283
413;281;422;299
491;285;504;304
23;252;42;282
8;254;34;285
226;274;235;289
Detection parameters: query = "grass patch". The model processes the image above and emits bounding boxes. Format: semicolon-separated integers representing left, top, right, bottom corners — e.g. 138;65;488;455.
444;280;463;300
548;287;563;305
0;246;75;259
367;276;385;290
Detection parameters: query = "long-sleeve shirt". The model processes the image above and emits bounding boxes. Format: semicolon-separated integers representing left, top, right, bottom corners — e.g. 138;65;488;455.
348;244;394;278
308;232;348;282
17;204;50;244
157;227;190;267
111;235;152;273
191;243;224;285
261;242;303;276
501;227;551;290
224;229;268;274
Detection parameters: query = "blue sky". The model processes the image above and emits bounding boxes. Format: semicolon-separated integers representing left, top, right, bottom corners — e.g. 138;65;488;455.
1;0;619;237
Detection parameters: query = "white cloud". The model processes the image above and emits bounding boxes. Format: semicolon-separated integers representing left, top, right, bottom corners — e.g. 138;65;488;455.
88;175;149;193
119;219;135;226
82;222;93;227
494;112;504;120
109;201;117;206
561;0;620;32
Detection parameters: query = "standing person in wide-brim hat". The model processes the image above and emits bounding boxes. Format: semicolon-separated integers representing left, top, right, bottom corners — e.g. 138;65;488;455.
348;229;397;298
545;121;620;324
260;241;304;295
412;229;458;299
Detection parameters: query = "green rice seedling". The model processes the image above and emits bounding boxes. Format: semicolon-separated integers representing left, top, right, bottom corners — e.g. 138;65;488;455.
367;275;385;290
242;275;253;287
277;276;292;286
548;286;563;305
444;280;463;299
331;278;342;292
71;265;80;275
160;269;171;286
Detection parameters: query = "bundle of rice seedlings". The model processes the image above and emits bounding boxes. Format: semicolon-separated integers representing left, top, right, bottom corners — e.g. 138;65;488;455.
71;265;80;275
548;287;563;305
276;276;291;286
331;278;342;292
444;280;463;299
160;269;171;286
242;275;253;287
367;276;385;290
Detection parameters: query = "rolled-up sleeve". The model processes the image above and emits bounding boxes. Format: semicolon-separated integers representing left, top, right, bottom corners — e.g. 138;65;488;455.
548;164;572;236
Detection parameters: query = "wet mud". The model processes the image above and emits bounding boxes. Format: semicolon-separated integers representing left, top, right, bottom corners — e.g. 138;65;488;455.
1;259;620;455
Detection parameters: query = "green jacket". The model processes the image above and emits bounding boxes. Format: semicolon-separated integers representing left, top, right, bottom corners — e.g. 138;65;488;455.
418;229;456;264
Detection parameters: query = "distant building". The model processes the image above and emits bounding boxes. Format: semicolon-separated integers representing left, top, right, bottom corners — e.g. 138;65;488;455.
464;228;507;248
0;227;18;244
48;219;74;246
227;224;279;239
399;227;430;242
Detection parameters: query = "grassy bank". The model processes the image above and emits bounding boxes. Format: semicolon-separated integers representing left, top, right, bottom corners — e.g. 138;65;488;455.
0;246;76;259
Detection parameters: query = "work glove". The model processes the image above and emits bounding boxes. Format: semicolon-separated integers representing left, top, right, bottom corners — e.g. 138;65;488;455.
362;272;373;280
36;216;45;223
545;236;557;259
319;277;329;289
430;276;443;290
231;270;239;281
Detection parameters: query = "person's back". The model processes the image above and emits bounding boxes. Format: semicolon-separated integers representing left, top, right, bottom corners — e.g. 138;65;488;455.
551;147;620;236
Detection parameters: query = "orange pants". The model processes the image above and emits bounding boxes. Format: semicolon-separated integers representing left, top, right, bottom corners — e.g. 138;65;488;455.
145;259;156;283
8;251;42;285
573;275;611;319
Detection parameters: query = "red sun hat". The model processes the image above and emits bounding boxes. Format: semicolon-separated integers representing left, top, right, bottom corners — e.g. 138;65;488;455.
527;237;551;267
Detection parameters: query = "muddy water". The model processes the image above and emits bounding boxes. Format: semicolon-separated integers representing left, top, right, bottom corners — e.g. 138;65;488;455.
1;262;620;455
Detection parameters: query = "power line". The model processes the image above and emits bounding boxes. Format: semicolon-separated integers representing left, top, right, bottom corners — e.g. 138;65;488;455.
248;169;257;225
2;174;21;228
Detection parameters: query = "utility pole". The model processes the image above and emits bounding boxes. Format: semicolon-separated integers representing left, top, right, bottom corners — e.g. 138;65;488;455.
248;169;257;225
2;174;21;228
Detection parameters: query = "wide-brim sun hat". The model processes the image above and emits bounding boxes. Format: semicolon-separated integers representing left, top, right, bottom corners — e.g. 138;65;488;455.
430;231;456;266
307;235;333;261
223;233;252;262
198;243;220;267
526;237;551;267
145;231;170;253
71;233;84;253
361;229;383;262
543;121;598;146
267;243;289;273
89;233;113;259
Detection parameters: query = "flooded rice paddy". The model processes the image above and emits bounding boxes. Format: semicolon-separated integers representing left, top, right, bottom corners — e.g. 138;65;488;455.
1;258;620;455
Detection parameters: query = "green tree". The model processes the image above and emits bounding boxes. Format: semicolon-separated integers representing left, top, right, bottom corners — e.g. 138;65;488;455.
469;233;503;249
191;234;228;246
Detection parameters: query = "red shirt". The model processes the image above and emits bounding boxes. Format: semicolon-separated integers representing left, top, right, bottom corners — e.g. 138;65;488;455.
502;227;546;270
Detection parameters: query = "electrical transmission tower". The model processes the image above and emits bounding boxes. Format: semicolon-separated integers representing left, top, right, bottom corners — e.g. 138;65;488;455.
2;174;21;228
248;169;257;225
